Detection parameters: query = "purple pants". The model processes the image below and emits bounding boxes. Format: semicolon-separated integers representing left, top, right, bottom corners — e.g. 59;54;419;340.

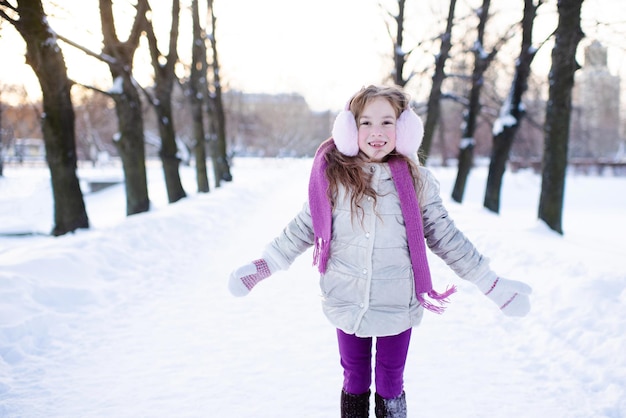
337;328;412;399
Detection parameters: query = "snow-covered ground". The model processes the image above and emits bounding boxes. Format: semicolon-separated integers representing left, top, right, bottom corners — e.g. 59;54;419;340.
0;158;625;417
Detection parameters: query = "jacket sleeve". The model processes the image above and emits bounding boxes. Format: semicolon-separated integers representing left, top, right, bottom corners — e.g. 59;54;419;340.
418;167;492;283
262;201;315;271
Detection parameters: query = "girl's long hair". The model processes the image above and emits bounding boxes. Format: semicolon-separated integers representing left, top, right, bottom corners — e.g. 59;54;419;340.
325;85;423;217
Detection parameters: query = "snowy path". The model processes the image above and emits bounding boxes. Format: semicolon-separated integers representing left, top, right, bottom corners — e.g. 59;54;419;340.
1;159;624;417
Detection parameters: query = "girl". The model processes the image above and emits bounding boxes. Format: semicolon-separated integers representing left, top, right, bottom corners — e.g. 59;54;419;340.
228;85;531;418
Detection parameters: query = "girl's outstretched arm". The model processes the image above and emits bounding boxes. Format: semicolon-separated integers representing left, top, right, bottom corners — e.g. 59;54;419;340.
227;202;315;297
419;168;532;316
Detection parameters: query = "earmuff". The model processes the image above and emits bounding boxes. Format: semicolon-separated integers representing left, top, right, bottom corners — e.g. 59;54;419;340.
331;103;424;157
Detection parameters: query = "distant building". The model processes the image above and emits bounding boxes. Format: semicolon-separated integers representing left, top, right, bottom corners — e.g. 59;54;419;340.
571;41;621;159
3;138;46;163
223;91;333;157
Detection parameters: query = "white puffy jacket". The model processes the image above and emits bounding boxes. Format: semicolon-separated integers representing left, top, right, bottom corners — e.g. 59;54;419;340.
264;162;492;337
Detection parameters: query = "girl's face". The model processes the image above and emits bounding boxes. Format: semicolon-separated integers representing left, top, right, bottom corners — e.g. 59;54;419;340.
357;97;397;162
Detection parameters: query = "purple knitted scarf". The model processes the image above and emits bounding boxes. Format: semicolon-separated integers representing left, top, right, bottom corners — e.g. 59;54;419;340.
309;139;456;314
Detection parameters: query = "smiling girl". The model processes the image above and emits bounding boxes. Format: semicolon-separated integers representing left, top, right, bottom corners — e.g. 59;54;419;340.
228;85;531;418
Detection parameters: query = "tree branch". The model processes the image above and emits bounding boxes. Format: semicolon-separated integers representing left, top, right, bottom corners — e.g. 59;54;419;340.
126;0;150;51
136;80;157;107
56;33;118;65
441;92;470;107
71;79;114;98
0;0;17;13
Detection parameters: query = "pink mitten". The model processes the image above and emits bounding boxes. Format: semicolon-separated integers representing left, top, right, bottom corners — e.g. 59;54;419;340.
228;259;273;297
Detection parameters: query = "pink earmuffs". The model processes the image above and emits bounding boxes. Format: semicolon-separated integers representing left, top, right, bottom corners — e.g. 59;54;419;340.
331;103;424;157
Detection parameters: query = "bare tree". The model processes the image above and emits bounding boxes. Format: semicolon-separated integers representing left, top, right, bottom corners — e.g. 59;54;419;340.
451;0;492;203
0;0;89;236
143;0;186;203
419;0;457;164
206;0;232;186
451;0;514;203
186;0;210;193
381;0;409;87
382;0;440;89
539;0;585;234
50;1;153;214
99;0;150;215
483;0;545;213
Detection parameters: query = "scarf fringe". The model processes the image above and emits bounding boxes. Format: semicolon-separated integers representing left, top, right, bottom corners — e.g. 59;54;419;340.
313;237;329;274
417;285;457;314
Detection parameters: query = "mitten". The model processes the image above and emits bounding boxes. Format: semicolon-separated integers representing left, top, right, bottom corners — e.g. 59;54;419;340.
228;259;273;297
474;272;532;317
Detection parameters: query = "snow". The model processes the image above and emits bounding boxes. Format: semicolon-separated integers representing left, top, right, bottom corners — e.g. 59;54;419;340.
459;137;475;149
108;76;124;94
1;158;625;417
493;113;517;136
492;90;517;137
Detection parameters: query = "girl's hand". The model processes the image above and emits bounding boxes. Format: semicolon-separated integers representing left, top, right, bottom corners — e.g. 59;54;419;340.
475;273;532;317
228;259;273;297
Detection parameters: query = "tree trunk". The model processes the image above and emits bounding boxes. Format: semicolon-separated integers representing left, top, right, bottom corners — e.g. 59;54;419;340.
4;0;89;236
191;96;210;193
112;81;150;215
484;130;513;212
484;0;539;213
189;0;210;193
207;0;232;186
154;91;186;203
99;0;150;215
144;0;186;203
539;0;585;234
451;141;474;202
419;0;456;165
392;0;407;87
451;0;492;203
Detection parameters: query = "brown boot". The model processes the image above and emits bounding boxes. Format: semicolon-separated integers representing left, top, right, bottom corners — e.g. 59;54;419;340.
341;389;370;418
374;391;406;418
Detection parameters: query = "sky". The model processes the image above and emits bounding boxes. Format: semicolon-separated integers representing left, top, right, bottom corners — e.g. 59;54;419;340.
0;157;625;417
1;0;626;111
